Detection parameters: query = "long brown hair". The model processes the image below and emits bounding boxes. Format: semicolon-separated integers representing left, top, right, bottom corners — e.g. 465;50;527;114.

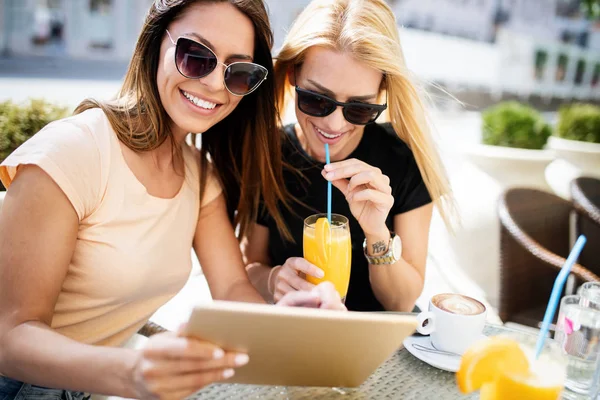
274;0;457;228
75;0;292;239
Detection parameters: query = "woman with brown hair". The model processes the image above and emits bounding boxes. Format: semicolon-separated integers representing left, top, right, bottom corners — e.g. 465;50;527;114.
0;1;343;399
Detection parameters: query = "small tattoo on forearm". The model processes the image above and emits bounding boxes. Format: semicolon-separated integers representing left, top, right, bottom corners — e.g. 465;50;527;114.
372;240;387;254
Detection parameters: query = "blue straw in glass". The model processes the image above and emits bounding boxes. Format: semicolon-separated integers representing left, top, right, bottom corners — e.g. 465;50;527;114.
325;144;331;224
535;235;587;359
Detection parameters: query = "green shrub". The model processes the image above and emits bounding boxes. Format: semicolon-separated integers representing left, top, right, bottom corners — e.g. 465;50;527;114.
482;102;552;150
0;99;69;189
556;103;600;144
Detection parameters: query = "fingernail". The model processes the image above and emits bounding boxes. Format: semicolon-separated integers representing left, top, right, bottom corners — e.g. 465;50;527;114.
325;172;334;180
324;164;332;171
213;348;224;359
317;269;325;278
235;353;249;366
223;368;235;379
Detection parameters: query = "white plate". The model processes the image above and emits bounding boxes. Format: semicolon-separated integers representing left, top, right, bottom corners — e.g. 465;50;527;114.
403;334;487;372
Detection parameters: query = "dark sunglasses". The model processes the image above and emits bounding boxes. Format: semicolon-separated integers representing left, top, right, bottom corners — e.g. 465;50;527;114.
295;86;387;125
166;30;268;96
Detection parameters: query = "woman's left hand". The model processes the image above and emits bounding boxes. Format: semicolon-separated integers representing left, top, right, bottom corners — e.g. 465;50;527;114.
276;282;347;311
322;158;393;236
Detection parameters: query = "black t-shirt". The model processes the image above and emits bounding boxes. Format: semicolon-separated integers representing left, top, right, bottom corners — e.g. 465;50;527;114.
257;123;432;311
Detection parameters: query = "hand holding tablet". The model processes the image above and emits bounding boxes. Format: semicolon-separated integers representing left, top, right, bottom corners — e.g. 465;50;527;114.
182;300;417;388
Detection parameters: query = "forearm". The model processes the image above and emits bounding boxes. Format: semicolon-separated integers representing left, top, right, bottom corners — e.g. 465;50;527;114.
245;262;275;303
0;321;137;397
369;259;424;311
221;277;267;304
365;230;424;312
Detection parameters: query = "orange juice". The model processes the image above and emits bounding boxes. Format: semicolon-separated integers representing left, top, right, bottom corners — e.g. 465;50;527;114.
303;215;351;299
491;344;565;400
458;335;566;400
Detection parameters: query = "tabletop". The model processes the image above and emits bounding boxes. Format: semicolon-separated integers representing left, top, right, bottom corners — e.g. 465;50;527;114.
190;323;526;400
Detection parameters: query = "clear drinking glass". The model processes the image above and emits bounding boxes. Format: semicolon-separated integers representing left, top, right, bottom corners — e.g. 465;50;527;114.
554;295;600;397
487;332;566;400
303;213;351;302
580;282;600;310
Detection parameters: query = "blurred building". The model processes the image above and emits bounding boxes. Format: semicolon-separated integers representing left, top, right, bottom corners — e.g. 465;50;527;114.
0;0;151;59
0;0;320;59
264;0;311;52
392;0;499;41
392;0;600;50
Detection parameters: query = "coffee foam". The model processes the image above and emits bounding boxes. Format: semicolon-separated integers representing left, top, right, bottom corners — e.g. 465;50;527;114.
432;293;485;315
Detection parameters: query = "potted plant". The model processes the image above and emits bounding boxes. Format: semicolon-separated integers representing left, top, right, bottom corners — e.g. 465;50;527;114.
549;103;600;168
0;99;69;191
463;101;554;189
546;103;600;198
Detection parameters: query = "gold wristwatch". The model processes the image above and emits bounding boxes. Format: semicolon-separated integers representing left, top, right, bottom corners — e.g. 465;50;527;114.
363;233;402;265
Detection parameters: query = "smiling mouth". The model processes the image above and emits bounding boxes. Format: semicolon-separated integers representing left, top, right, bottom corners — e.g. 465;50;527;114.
181;90;220;110
315;126;343;139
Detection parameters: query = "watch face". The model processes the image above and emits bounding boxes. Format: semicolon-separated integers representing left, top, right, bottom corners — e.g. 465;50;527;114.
392;235;402;260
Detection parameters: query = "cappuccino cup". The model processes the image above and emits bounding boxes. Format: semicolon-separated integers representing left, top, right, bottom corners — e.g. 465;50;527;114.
416;293;486;355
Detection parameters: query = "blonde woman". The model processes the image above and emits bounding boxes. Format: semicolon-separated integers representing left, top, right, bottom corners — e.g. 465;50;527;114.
244;0;453;312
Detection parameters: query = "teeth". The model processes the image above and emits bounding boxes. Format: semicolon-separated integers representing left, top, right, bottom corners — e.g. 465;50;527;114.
316;127;342;139
183;91;217;110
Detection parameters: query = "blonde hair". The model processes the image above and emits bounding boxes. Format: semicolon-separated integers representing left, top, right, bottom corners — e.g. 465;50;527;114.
274;0;456;228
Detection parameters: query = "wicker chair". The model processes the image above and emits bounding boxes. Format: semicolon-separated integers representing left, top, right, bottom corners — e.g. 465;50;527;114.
571;177;600;273
498;188;600;328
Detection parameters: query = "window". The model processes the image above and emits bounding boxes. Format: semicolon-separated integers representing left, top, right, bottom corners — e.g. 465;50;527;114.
556;53;569;82
534;49;548;81
90;0;112;14
574;59;586;85
592;64;600;87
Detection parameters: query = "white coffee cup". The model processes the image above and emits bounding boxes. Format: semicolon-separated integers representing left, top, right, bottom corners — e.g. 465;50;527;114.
416;293;487;355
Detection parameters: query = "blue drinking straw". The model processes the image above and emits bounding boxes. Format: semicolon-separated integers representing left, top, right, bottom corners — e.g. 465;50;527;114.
325;144;332;224
535;235;587;359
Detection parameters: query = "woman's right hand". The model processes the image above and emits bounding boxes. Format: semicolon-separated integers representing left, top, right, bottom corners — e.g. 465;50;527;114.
131;330;249;400
270;257;324;303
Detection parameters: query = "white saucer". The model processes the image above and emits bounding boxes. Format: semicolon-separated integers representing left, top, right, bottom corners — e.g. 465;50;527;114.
403;335;487;372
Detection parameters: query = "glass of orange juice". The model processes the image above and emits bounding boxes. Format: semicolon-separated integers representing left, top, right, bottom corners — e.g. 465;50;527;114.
460;332;567;400
492;334;567;400
303;213;351;301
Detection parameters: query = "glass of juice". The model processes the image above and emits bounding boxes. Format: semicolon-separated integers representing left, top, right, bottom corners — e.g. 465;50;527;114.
303;213;351;301
485;333;567;400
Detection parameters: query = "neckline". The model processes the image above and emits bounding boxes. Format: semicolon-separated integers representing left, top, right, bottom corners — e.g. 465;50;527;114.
112;131;187;202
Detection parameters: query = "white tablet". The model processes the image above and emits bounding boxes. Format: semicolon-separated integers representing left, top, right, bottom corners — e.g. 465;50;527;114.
183;301;417;388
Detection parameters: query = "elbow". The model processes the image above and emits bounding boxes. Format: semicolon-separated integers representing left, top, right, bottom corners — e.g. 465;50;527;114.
383;276;425;312
0;322;23;375
386;298;417;313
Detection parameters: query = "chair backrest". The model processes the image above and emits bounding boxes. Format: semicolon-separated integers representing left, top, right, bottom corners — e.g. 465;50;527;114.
571;177;600;270
498;188;573;326
500;188;573;258
572;177;600;221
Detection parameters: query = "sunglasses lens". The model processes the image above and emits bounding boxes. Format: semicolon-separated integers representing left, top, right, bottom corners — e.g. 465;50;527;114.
224;63;267;95
344;105;381;125
297;90;336;117
175;38;217;78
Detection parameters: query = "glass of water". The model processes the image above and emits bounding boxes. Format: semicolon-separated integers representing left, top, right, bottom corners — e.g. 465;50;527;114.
554;294;600;397
580;282;600;310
